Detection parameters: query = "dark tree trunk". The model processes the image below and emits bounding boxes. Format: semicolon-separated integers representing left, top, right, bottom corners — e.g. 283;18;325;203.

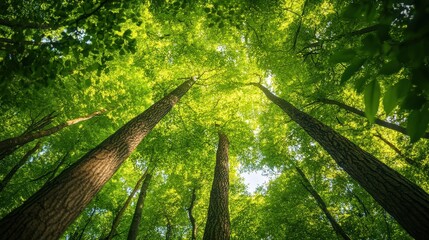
203;132;230;240
127;173;152;240
0;141;41;193
318;98;429;139
0;110;105;161
105;169;148;240
295;166;351;240
252;83;429;238
0;78;195;240
165;217;173;240
187;188;197;240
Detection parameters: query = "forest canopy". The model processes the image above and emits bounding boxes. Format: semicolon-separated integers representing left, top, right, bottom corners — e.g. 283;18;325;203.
0;0;428;239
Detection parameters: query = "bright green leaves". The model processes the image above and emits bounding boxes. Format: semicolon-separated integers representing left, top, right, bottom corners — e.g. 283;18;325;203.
383;86;397;115
364;80;380;123
341;59;365;85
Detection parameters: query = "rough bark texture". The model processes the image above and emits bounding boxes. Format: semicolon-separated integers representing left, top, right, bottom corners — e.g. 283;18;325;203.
0;110;105;161
105;169;148;240
203;132;230;240
0;78;195;240
253;83;429;239
295;166;351;240
187;188;197;240
318;98;429;139
127;173;152;240
0;142;41;193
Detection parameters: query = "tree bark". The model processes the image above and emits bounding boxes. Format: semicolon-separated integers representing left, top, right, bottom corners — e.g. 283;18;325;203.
318;98;429;139
295;166;351;240
187;188;197;240
203;132;230;240
0;78;195;240
0;110;106;161
105;169;148;240
252;83;429;239
0;142;41;193
127;173;152;240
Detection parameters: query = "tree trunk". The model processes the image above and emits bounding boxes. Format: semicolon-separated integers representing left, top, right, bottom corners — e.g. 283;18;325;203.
165;217;173;240
295;166;351;240
318;98;429;139
203;132;230;240
127;173;152;240
0;141;41;193
187;188;197;240
0;110;106;161
105;169;148;240
0;78;195;240
252;83;429;238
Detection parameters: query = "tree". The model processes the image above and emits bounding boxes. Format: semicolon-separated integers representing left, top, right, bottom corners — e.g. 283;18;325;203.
317;98;429;139
104;169;148;240
0;110;105;161
0;78;195;239
187;188;197;240
0;141;41;193
294;165;350;240
251;82;429;238
127;172;152;240
203;132;230;240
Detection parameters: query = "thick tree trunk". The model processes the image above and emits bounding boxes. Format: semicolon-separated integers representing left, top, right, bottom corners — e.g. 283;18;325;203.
0;78;195;240
0;110;105;161
318;98;429;139
127;173;152;240
252;83;429;238
295;166;350;240
0;142;41;193
187;188;197;240
105;169;148;240
203;132;230;240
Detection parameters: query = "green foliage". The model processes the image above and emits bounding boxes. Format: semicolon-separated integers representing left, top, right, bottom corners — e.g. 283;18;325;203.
0;0;428;239
364;80;381;123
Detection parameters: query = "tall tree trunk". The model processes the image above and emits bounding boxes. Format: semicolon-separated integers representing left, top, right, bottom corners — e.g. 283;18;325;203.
318;98;429;139
0;141;41;193
203;132;230;240
187;188;197;240
105;169;148;240
165;217;173;240
252;83;429;238
0;78;195;240
295;166;350;240
127;173;152;240
0;110;106;161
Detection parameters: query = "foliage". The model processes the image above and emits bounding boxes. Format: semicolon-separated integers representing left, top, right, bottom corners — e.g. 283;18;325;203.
0;0;428;239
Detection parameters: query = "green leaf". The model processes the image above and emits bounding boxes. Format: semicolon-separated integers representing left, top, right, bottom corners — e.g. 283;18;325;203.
364;80;380;123
383;86;397;115
395;79;411;100
361;34;380;55
329;49;356;64
354;76;368;93
341;59;365;84
407;108;429;142
379;60;401;75
123;29;132;38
